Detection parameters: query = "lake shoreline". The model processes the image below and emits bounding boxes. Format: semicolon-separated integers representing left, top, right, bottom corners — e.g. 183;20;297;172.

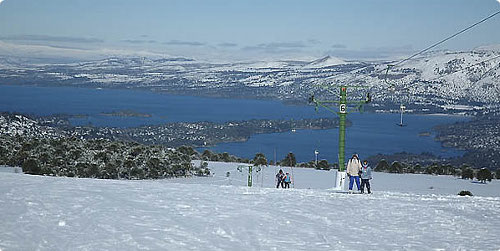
0;84;469;164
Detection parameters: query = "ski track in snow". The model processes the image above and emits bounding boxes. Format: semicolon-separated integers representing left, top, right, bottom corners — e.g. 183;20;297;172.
1;163;500;250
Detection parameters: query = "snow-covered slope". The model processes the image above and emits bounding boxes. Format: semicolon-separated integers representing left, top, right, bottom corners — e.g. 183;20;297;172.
1;162;499;250
184;161;500;197
394;50;500;103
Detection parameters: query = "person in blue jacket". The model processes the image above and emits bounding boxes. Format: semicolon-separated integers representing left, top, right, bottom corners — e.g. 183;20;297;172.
360;160;372;194
283;172;292;188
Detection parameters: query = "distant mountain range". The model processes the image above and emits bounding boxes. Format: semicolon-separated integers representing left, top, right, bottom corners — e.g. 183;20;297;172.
1;46;499;114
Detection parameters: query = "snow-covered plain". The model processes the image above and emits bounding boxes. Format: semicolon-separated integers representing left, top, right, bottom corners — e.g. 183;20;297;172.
1;162;499;250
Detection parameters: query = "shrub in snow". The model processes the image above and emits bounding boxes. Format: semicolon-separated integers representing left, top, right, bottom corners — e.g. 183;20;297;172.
177;145;199;159
389;161;403;173
458;190;473;196
315;159;330;170
461;167;474;180
200;149;249;163
130;167;145;179
22;158;40;174
195;161;210;176
375;159;389;172
252;153;268;167
476;168;492;183
298;161;314;168
413;164;423;173
201;161;208;168
195;168;211;176
425;164;437;174
281;152;297;167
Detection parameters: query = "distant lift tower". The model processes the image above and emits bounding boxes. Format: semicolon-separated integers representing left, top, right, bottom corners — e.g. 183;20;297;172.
309;85;371;189
237;165;261;187
398;104;406;127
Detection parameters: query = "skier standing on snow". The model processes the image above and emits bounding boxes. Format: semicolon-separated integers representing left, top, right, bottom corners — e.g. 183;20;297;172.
276;169;285;188
283;172;292;189
360;160;372;194
346;154;362;193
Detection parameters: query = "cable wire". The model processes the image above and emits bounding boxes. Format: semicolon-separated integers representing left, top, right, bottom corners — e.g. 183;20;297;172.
394;10;500;66
314;9;500;103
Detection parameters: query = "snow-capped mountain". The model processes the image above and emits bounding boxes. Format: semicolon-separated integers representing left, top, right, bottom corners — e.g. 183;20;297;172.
1;47;499;113
375;50;500;106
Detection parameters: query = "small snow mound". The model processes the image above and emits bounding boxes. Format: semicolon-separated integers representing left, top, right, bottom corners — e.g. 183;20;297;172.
214;227;236;241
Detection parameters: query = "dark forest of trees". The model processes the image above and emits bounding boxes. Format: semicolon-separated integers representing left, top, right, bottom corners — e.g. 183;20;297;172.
373;159;498;181
0;135;209;179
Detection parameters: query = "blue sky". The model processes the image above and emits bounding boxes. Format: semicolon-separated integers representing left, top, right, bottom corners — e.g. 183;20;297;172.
0;0;499;61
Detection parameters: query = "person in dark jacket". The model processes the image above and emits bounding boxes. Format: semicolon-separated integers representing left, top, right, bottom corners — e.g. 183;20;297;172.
360;160;372;194
276;169;285;188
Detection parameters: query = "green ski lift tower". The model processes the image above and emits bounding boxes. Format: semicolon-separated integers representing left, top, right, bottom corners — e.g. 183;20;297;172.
309;85;371;188
237;165;262;187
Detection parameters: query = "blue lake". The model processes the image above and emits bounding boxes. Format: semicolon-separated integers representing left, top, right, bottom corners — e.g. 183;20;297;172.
200;113;466;163
0;85;332;127
0;84;466;162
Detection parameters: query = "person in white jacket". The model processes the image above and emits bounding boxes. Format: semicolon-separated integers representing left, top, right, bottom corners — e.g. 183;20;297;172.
346;154;362;193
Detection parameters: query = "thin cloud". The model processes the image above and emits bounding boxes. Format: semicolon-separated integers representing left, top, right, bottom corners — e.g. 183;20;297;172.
163;40;205;46
0;34;104;43
332;44;347;49
218;42;238;47
242;41;307;52
258;42;307;49
0;0;4;5
121;39;157;44
307;39;321;45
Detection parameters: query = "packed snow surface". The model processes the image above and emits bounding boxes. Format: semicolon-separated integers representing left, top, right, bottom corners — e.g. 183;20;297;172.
1;162;499;250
